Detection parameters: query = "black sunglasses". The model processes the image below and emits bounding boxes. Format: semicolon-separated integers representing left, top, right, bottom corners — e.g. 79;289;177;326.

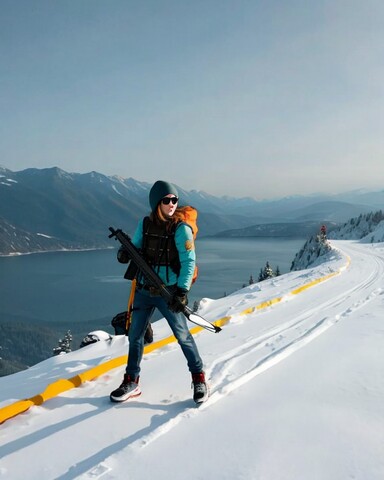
161;196;179;205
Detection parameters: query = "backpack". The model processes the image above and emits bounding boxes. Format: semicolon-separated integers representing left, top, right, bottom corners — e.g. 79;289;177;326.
177;206;199;283
111;310;153;344
178;206;198;240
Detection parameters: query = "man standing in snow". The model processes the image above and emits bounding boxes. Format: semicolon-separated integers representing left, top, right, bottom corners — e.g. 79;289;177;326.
110;180;208;404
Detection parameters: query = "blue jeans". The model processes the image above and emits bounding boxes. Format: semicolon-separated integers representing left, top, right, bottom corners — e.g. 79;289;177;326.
126;288;203;378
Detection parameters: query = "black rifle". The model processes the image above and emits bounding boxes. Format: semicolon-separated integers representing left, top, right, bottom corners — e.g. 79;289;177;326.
109;227;221;333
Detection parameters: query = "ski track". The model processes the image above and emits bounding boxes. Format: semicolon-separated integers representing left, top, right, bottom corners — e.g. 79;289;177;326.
128;263;383;454
75;243;384;480
4;242;384;480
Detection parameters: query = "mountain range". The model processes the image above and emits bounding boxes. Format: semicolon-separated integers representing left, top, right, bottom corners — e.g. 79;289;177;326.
0;166;383;255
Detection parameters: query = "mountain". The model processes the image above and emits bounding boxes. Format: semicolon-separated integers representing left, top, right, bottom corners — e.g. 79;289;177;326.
0;217;82;254
283;200;374;222
0;168;148;247
0;167;257;254
213;221;339;238
0;166;382;255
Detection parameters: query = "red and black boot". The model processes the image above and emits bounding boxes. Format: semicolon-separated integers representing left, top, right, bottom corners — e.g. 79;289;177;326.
110;374;141;402
192;372;209;404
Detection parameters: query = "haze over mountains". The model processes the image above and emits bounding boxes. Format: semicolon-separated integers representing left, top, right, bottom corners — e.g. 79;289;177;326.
0;166;383;255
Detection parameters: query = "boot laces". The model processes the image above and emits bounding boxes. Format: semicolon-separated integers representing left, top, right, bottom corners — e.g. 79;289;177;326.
192;373;206;392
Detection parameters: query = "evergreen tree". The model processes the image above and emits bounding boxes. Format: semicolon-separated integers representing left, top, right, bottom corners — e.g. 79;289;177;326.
53;330;73;356
249;275;254;285
275;266;280;277
263;261;274;280
258;268;264;282
258;262;275;281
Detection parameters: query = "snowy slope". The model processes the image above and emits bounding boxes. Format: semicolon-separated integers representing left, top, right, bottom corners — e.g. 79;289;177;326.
1;240;384;480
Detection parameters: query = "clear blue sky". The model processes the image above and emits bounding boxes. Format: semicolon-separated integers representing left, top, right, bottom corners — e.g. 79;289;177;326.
1;0;383;198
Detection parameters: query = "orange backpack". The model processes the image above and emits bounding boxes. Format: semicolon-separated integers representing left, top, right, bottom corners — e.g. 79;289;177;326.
177;206;199;283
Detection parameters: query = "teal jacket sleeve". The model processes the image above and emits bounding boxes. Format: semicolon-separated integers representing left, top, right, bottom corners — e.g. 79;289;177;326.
174;223;196;291
131;219;144;249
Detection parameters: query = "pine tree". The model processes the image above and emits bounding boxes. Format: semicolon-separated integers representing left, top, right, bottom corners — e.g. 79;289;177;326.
249;275;254;285
263;261;274;280
53;330;73;356
258;268;264;282
275;266;280;277
258;262;275;281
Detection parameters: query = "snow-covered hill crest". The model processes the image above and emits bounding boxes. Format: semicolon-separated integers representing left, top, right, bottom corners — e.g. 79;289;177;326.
329;210;384;242
290;230;332;271
291;211;384;271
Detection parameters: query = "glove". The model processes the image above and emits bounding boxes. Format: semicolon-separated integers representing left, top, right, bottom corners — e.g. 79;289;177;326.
117;246;130;264
169;287;188;313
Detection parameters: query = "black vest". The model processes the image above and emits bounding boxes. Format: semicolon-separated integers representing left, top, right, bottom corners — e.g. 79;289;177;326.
142;217;181;279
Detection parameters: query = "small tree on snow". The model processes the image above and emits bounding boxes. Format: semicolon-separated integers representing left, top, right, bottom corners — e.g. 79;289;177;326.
258;262;275;281
53;330;73;356
263;261;274;280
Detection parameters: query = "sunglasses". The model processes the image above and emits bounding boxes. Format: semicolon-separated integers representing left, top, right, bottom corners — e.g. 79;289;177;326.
161;196;179;205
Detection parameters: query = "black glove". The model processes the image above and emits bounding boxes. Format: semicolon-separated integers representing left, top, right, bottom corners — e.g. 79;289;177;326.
117;246;130;264
169;287;188;313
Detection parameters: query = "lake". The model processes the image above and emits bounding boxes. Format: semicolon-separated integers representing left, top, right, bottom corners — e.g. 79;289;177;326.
0;238;305;325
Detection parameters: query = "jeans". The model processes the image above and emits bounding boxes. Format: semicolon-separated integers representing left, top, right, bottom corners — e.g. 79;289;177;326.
126;288;204;378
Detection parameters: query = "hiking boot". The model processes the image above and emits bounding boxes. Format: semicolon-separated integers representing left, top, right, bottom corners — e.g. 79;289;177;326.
192;372;209;404
110;374;141;402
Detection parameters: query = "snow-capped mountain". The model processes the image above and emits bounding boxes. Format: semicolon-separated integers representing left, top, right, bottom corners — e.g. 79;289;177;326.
1;166;382;255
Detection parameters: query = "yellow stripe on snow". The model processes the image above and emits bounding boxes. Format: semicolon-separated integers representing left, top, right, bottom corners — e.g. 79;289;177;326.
0;254;350;424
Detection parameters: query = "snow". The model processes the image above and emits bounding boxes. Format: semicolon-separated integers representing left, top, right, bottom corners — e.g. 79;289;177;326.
36;233;53;239
111;185;124;197
361;220;384;243
1;240;384;479
0;178;17;186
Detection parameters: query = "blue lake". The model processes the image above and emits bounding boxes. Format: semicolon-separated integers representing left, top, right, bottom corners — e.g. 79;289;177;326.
0;237;305;325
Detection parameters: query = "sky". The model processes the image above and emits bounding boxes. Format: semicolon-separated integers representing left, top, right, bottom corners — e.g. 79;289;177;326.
1;236;384;479
1;0;384;199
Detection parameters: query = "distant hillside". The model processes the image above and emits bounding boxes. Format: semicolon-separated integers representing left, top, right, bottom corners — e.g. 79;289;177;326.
285;201;373;222
1;166;382;255
329;210;384;242
0;315;114;377
213;221;339;238
290;209;384;272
